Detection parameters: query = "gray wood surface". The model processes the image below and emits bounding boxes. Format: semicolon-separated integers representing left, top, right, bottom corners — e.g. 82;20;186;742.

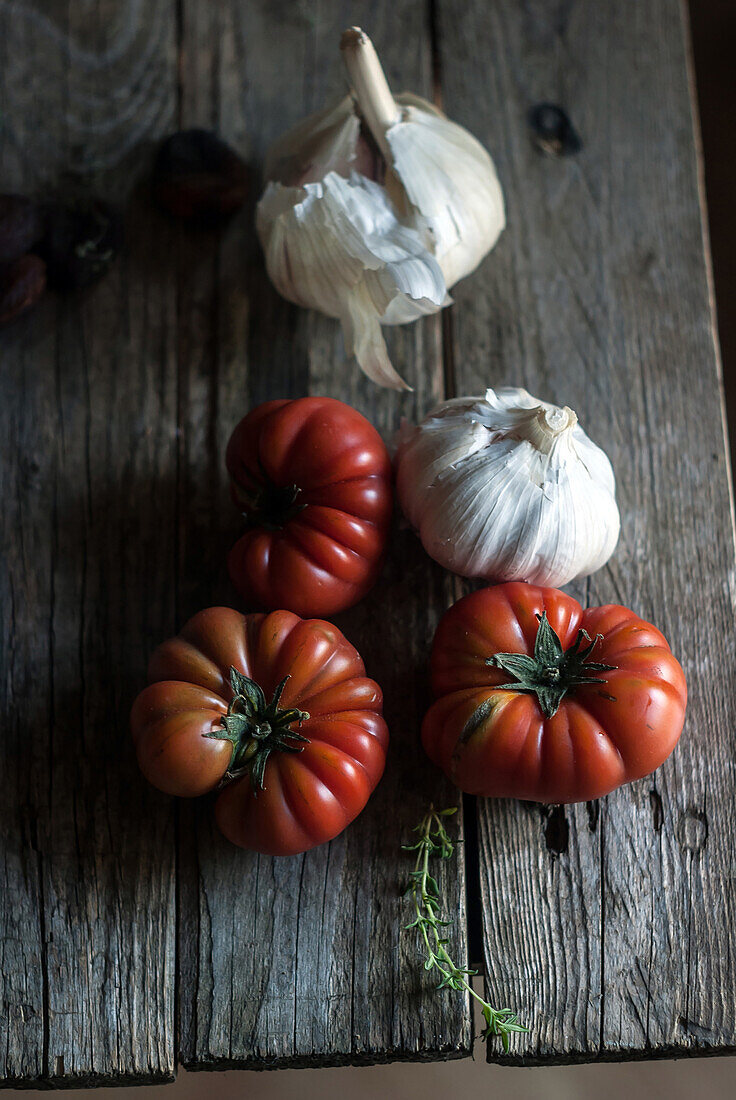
0;0;179;1087
173;0;471;1071
436;0;736;1064
0;0;471;1084
0;0;732;1084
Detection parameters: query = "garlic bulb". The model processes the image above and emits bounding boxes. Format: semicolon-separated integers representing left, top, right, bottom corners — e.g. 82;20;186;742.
256;27;505;390
395;387;620;587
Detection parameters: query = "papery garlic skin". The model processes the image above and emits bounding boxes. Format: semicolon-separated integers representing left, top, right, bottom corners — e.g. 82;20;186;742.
257;170;447;390
264;97;361;187
255;28;505;390
395;387;620;587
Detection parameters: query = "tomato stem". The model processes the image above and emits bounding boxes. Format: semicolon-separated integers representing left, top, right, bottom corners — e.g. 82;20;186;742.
487;612;617;718
206;668;310;793
233;470;308;531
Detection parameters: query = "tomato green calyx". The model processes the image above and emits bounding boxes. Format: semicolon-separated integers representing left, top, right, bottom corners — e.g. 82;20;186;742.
208;667;310;792
237;476;308;531
487;612;617;718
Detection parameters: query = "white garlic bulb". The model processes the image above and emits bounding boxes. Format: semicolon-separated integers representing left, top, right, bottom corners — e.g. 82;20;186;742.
395;387;620;587
256;27;505;390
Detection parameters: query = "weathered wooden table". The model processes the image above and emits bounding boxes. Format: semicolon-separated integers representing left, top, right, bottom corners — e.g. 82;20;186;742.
2;0;735;1087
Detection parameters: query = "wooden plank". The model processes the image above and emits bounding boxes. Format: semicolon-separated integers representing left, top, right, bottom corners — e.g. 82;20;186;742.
436;0;736;1063
0;1;178;1086
175;0;473;1069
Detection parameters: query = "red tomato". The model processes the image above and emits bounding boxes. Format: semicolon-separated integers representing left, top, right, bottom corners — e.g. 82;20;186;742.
422;582;687;803
131;607;388;855
226;397;392;617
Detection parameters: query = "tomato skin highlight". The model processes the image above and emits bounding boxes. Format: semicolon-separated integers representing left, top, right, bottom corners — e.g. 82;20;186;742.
131;607;388;855
130;681;230;797
226;397;393;618
422;582;687;804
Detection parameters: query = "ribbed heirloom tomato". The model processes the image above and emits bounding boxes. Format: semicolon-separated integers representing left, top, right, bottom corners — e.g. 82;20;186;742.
226;397;392;618
422;582;687;803
131;607;388;855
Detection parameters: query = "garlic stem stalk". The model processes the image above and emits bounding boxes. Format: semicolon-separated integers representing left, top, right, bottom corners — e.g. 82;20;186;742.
340;27;400;162
525;406;578;454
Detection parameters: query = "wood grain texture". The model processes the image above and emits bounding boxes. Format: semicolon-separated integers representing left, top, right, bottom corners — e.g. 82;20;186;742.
172;0;473;1072
2;0;732;1082
436;0;736;1064
0;1;178;1087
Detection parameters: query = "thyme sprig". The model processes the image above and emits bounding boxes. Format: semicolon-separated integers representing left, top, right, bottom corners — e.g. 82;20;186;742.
402;806;528;1051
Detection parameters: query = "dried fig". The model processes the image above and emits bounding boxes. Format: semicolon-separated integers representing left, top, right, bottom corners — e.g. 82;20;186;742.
0;254;47;325
153;129;249;219
0;194;43;263
39;199;123;290
528;103;582;157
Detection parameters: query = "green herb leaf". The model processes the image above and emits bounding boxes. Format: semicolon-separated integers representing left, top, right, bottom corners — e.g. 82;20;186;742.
402;805;529;1050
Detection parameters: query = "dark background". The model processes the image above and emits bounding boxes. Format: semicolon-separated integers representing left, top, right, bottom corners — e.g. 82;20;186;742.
690;0;735;472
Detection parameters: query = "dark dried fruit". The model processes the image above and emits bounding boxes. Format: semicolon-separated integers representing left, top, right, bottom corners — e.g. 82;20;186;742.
0;194;43;263
528;103;582;157
0;254;47;325
153;129;249;220
39;199;123;290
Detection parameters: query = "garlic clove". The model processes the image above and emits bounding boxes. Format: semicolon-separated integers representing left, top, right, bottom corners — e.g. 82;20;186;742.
385;104;506;287
395;387;620;587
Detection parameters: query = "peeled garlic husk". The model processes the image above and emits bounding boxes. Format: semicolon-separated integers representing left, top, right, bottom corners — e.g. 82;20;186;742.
257;168;447;390
395;387;620;587
256;28;505;390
